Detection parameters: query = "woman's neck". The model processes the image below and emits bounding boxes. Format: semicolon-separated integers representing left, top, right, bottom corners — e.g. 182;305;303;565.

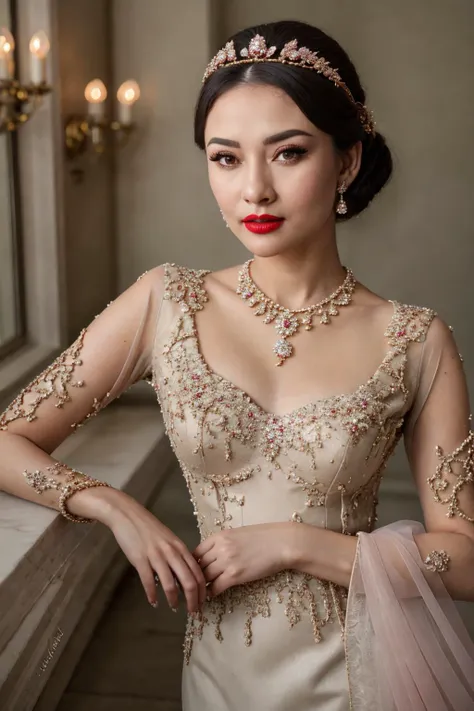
250;245;347;311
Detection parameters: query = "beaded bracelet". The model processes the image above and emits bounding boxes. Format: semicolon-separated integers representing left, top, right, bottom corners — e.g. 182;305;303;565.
23;462;111;524
59;479;112;523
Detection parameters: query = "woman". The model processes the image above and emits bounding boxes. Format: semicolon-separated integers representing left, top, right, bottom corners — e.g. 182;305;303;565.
1;19;473;711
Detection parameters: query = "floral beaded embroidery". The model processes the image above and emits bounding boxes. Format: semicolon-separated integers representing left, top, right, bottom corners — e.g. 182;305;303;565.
183;570;348;665
182;462;260;535
423;550;451;573
23;461;89;495
151;265;437;661
0;330;89;430
428;431;474;522
70;397;104;432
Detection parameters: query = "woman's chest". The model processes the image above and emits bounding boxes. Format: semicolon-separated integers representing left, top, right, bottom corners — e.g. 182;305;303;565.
152;331;408;492
192;293;396;415
150;264;434;507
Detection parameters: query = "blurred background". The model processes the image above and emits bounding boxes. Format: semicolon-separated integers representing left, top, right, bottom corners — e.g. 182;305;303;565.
0;1;473;710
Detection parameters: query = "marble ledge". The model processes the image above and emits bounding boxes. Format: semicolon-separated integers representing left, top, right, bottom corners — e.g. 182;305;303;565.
0;402;166;586
0;401;172;711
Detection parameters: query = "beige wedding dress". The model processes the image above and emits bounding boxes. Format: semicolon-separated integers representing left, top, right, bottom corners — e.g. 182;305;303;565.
148;264;432;710
2;262;473;711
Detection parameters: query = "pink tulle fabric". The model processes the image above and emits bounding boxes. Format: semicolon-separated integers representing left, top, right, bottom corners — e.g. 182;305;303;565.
345;521;474;710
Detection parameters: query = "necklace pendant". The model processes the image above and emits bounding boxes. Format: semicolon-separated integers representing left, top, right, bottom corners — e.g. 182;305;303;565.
275;312;299;338
273;337;293;366
237;259;357;370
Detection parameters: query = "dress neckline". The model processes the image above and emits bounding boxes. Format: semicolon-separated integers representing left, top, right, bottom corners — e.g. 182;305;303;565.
189;288;402;420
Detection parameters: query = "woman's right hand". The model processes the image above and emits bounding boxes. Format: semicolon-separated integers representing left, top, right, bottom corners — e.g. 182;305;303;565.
92;488;207;613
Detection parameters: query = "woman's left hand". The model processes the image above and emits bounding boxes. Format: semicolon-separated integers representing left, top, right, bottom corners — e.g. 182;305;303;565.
193;523;294;597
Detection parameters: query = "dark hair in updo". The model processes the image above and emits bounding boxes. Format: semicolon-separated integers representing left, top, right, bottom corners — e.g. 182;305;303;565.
194;20;393;221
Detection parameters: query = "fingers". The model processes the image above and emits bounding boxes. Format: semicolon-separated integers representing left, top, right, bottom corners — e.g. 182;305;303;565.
193;537;214;560
166;553;203;614
181;549;208;608
196;550;218;570
201;560;223;583
135;559;160;607
153;558;180;610
196;549;221;583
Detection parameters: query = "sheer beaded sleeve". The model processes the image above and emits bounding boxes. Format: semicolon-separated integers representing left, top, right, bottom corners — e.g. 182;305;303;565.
403;318;470;453
0;266;165;522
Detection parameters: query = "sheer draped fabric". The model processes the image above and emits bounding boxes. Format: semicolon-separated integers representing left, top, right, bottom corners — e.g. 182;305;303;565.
346;522;474;711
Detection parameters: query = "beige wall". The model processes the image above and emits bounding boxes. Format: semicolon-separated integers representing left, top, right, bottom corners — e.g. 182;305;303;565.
112;0;247;287
57;0;116;341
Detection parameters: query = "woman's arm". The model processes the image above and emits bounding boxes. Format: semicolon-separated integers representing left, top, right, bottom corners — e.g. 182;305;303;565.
0;267;207;612
286;317;474;600
0;267;163;518
284;524;474;598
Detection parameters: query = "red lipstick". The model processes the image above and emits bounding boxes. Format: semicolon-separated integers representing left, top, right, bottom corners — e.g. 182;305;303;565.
242;214;285;235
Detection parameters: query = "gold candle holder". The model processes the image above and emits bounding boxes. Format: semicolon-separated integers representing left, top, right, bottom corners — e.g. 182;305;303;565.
0;27;52;132
64;116;136;160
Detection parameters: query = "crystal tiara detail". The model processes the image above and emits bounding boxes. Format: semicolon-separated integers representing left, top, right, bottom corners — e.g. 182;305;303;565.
202;35;376;136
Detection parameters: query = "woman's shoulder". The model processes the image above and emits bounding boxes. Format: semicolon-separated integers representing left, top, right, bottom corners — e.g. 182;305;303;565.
384;297;459;356
135;263;210;292
153;262;240;298
142;262;212;312
388;296;460;351
388;298;438;344
351;284;436;343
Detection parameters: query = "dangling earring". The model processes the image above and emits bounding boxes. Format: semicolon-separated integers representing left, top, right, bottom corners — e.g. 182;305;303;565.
219;208;229;229
336;181;348;216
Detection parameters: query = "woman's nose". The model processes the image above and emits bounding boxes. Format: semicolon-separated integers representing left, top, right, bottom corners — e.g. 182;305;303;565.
241;163;276;205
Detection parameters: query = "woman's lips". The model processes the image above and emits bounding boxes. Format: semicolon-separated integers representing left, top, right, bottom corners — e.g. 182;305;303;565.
242;214;285;235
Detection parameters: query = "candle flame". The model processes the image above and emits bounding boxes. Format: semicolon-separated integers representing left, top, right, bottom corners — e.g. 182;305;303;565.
117;80;141;106
85;79;108;104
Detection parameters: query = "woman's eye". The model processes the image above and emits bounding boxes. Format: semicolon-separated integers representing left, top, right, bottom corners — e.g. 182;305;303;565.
209;153;237;167
275;147;307;163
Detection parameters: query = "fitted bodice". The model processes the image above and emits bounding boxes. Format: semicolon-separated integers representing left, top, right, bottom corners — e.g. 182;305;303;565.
149;264;436;663
150;264;435;539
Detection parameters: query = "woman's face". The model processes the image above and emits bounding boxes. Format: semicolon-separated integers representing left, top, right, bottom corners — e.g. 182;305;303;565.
204;82;358;258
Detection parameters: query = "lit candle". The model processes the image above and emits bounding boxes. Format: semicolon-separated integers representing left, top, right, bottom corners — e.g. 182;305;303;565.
117;79;140;125
0;28;15;80
85;79;107;120
29;30;50;85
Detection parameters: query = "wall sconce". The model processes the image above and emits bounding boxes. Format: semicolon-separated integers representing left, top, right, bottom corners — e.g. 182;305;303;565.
65;78;140;161
0;27;52;132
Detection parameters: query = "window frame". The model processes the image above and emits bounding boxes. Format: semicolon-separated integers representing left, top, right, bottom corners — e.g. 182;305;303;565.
0;114;27;361
0;0;66;407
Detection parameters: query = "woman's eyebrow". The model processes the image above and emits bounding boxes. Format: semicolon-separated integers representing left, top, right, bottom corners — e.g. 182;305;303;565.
206;129;314;148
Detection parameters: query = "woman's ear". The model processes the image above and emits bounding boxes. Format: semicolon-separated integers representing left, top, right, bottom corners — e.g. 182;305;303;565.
338;140;362;187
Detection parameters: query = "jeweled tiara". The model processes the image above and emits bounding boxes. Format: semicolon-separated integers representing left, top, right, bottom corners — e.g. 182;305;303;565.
202;35;376;136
